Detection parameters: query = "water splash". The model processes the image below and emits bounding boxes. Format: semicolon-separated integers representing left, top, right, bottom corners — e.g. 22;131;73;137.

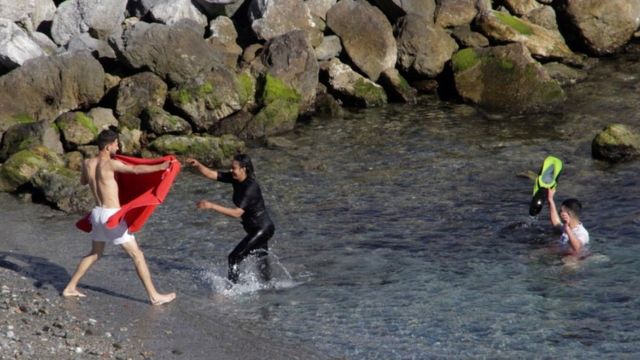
198;253;302;298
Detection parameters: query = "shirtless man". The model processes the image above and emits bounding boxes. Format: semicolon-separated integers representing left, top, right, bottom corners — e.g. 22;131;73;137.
62;129;176;305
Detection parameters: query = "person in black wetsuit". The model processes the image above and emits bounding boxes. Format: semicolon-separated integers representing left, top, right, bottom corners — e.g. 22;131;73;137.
186;154;275;284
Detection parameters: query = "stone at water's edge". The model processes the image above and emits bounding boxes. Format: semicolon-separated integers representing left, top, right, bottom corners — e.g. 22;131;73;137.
0;121;63;162
321;58;387;108
592;124;640;163
0;146;64;192
149;134;245;167
30;166;94;213
451;43;565;113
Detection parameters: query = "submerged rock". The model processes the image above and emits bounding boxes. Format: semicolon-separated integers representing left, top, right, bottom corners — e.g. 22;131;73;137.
592;124;640;162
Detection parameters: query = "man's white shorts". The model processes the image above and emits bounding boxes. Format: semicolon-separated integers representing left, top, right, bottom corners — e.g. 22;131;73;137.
89;207;134;245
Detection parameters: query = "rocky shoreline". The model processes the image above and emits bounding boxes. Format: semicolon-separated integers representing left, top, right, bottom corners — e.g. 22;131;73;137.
0;267;145;359
2;1;640;212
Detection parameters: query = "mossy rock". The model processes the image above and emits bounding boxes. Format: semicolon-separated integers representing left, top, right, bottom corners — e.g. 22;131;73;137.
149;134;245;167
56;111;99;149
494;11;533;36
30;165;94;213
452;48;480;73
352;78;387;107
0;146;64;191
592;124;640;162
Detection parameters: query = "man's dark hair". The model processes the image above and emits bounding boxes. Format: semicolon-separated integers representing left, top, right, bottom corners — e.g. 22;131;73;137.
561;198;582;218
97;129;119;150
234;154;255;179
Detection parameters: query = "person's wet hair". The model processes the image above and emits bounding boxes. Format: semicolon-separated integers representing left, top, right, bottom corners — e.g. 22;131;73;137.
561;198;582;218
97;129;119;150
234;154;255;179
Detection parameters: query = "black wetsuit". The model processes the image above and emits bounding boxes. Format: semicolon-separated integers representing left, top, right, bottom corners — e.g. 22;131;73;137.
218;172;275;283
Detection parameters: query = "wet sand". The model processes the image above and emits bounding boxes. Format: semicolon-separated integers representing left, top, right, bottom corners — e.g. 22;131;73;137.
0;193;332;359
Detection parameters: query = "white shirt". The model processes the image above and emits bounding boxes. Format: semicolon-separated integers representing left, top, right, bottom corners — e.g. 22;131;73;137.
560;223;589;248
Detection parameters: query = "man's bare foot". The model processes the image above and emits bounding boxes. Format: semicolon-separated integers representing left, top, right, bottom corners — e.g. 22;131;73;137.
150;292;176;306
62;288;87;298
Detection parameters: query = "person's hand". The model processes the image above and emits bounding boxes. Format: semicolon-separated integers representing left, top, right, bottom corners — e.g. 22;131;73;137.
186;158;200;167
547;187;556;201
196;200;212;210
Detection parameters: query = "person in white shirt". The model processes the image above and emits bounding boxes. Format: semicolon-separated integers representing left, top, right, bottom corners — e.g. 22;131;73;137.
547;188;590;257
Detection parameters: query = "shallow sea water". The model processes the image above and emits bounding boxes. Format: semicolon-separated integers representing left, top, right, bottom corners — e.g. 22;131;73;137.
142;54;640;359
3;55;640;359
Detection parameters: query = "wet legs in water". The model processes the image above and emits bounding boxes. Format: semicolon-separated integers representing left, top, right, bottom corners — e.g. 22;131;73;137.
228;225;274;283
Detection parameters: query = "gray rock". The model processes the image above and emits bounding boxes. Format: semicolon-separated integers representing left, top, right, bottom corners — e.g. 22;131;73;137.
168;65;243;131
118;127;143;155
592;124;640;162
502;0;542;16
0;0;56;31
378;68;417;103
249;0;317;44
0;121;63;162
326;0;397;82
435;0;478;28
66;33;116;60
451;43;565;113
451;26;490;48
396;14;459;78
543;62;587;86
51;0;128;46
562;0;640;55
523;5;558;31
141;106;192;135
206;17;242;69
29;32;60;56
314;35;342;61
261;30;319;114
114;22;221;85
115;72;168;128
0;19;46;70
30;166;94;213
55;112;99;149
305;0;336;21
148;0;208;29
476;10;582;66
87;108;119;131
0;52;105;133
320;58;387;107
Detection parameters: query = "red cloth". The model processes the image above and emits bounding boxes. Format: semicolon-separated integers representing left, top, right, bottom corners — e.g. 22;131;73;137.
76;154;181;233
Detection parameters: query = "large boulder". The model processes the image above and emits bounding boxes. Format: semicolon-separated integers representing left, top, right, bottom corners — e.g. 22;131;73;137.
261;30;319;114
113;22;221;85
30;166;94;213
149;134;245;166
435;0;478;28
561;0;640;55
0;19;46;71
168;65;244;132
0;52;105;133
326;0;397;81
0;145;64;192
476;10;582;65
249;0;317;43
320;58;387;107
141;106;192;136
592;124;640;162
55;111;100;150
115;72;168;129
0;0;56;31
206;16;242;69
451;43;565;113
0;121;63;162
51;0;128;46
243;74;303;139
66;33;117;61
148;0;208;29
395;14;459;78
